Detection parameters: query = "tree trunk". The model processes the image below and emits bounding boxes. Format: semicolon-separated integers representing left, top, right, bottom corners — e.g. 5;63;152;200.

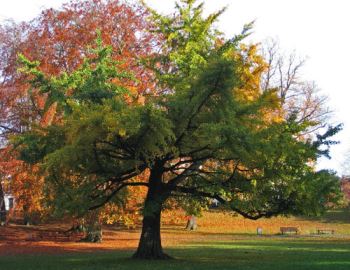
23;205;32;226
81;223;102;243
185;215;197;231
0;181;6;226
133;165;170;259
79;210;103;243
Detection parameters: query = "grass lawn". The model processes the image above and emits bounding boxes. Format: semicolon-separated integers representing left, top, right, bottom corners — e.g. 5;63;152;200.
1;208;349;269
1;237;350;270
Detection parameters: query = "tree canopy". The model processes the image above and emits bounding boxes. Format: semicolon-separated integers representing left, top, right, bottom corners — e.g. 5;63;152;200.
8;0;342;260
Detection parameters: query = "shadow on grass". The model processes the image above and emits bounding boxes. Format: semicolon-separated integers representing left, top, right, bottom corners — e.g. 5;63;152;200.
295;208;350;224
1;238;350;270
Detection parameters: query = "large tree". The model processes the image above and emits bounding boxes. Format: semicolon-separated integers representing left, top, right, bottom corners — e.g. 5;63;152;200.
14;0;340;259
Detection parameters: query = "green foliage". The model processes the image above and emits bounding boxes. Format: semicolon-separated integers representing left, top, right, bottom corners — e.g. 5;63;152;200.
18;35;132;113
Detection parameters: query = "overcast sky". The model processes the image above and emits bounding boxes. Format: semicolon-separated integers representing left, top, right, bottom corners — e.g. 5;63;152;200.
1;0;350;174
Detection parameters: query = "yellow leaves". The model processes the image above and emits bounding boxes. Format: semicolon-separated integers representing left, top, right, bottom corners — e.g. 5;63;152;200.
122;86;147;106
258;91;285;125
99;172;149;227
260;107;284;125
10;163;46;215
251;179;257;187
136;95;146;105
162;208;186;225
118;128;127;137
223;43;285;128
232;44;268;104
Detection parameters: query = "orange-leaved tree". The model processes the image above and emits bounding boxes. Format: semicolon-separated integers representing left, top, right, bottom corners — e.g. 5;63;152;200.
0;0;158;225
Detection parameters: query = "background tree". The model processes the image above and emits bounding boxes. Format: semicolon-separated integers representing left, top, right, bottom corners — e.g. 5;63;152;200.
260;39;330;132
14;0;341;260
0;0;157;226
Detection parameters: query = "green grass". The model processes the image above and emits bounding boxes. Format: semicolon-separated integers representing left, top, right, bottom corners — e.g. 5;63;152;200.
2;209;350;269
1;237;350;270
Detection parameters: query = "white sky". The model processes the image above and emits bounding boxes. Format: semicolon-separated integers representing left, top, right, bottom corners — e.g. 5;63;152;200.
1;0;350;174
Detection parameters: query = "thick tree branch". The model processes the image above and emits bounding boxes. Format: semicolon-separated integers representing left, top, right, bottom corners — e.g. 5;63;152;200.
89;181;149;210
175;67;224;146
171;185;290;220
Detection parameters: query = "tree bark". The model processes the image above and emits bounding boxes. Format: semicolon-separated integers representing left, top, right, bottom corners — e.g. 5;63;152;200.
133;165;171;259
185;215;197;231
81;223;102;243
79;210;103;243
23;204;32;226
0;181;6;226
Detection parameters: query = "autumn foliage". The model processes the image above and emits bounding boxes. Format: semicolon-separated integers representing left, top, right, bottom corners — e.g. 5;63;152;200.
0;0;342;260
341;177;350;203
0;0;158;223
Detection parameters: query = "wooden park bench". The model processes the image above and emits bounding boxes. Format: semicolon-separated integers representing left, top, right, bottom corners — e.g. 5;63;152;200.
26;229;84;242
280;227;298;235
316;228;335;235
